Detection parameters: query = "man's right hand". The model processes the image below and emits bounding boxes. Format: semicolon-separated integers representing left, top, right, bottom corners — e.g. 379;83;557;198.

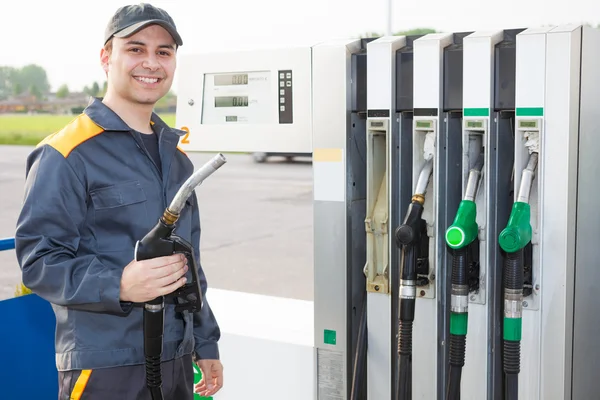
119;253;188;303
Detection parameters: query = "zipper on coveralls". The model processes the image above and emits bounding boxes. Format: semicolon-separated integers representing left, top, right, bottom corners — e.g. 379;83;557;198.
132;131;168;212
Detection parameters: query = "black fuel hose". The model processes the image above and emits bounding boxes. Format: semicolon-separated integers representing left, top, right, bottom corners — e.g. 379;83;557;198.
503;250;523;400
394;199;425;400
446;247;468;400
144;297;165;400
350;295;367;400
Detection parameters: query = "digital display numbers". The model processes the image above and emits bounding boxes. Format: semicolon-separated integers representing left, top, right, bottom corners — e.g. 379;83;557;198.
214;74;248;86
215;96;249;107
416;120;432;129
519;120;538;128
466;120;484;129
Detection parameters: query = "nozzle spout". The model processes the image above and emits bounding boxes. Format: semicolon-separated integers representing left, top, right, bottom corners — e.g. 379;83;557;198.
517;152;538;204
415;158;434;196
163;153;227;224
464;153;484;202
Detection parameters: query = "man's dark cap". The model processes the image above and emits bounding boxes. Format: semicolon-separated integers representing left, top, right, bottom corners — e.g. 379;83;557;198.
104;3;183;47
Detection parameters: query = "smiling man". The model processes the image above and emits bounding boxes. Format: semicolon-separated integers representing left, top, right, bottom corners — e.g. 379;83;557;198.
14;3;222;399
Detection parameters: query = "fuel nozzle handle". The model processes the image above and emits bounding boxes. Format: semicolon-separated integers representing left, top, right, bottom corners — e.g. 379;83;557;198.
395;199;425;248
446;200;478;250
500;151;537;253
499;202;532;253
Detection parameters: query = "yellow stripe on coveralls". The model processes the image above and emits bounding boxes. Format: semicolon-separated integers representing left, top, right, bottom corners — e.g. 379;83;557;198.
70;369;92;400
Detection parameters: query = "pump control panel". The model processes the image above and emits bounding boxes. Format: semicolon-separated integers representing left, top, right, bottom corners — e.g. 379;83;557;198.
175;46;312;153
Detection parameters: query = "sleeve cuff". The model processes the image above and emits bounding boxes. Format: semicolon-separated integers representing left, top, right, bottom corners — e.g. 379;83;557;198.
194;341;220;360
100;268;133;315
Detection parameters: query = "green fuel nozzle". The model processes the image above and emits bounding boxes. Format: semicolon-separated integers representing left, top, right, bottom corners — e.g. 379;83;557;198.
499;151;537;253
499;202;532;253
446;153;484;250
445;200;478;250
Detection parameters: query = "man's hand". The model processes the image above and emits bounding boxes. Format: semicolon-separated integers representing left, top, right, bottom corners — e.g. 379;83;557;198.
119;253;188;303
194;359;224;397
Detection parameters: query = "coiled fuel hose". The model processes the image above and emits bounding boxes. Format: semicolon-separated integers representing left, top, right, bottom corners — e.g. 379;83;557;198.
444;154;484;400
394;158;433;400
498;151;538;400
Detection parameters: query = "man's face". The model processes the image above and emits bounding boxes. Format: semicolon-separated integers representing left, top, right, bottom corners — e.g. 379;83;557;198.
101;25;176;106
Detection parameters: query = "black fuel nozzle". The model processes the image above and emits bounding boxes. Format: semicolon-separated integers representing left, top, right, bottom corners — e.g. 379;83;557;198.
395;198;425;249
136;217;204;313
135;153;227;400
395;196;426;400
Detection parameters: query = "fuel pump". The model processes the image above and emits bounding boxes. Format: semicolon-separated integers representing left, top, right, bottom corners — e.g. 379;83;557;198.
311;38;368;400
503;27;548;400
392;34;426;400
409;32;455;399
364;35;406;400
439;32;472;399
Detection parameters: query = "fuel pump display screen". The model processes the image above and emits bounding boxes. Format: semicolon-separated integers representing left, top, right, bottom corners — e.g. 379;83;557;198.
214;74;248;86
202;71;272;124
518;120;538;129
416;120;433;129
466;120;484;129
215;96;249;107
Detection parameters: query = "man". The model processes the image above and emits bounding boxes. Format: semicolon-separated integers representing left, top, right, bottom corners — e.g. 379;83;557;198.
14;3;223;399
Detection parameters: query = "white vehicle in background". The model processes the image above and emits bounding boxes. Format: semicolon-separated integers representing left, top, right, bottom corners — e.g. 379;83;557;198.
251;151;312;163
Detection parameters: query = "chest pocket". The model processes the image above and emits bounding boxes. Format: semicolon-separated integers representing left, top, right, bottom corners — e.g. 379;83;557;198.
90;180;149;252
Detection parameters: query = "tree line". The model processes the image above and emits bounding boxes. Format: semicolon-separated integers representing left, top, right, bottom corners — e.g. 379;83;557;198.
0;64;175;111
0;64;107;101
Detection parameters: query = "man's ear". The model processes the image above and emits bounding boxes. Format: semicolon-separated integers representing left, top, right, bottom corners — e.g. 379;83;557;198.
100;48;110;74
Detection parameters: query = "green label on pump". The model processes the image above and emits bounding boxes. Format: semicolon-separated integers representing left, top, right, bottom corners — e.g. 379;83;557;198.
324;329;337;345
416;120;432;129
516;107;544;117
464;108;489;117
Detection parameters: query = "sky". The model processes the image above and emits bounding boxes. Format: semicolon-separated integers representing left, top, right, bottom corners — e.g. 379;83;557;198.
1;0;598;94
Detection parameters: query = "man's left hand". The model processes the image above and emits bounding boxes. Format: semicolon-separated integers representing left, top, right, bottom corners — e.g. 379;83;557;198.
194;359;224;397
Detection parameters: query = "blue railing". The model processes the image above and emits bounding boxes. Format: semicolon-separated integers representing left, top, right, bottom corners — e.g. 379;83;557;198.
1;236;58;398
0;237;15;251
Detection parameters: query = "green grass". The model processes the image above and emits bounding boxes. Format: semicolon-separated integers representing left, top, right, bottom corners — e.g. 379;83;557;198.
0;113;176;146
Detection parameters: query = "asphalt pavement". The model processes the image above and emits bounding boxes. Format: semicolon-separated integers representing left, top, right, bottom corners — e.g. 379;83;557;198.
0;146;314;302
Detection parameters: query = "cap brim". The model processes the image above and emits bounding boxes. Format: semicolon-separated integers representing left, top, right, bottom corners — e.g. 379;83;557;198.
113;20;183;46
